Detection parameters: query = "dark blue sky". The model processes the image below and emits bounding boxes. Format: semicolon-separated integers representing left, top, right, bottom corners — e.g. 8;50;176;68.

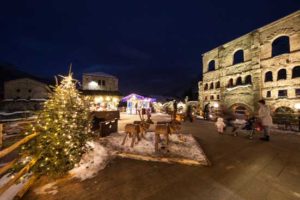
0;1;299;96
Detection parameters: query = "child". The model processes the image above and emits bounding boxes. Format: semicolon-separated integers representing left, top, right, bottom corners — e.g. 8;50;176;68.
215;117;226;134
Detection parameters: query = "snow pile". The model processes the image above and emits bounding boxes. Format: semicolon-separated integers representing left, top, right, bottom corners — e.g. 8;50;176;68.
69;141;111;181
0;174;29;200
34;141;111;196
102;132;208;164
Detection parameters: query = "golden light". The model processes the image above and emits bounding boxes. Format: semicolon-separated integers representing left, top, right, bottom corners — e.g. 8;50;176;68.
106;96;111;101
113;97;119;103
294;103;300;110
88;81;98;90
213;102;219;108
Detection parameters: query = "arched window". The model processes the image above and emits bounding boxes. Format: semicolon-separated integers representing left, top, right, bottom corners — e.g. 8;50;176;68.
292;66;300;78
216;81;220;88
204;83;208;90
210;95;214;100
277;69;287;80
233;50;244;65
265;71;273;82
228;78;234;87
210;82;214;90
208;60;215;71
236;77;243;85
272;36;290;57
245;75;252;84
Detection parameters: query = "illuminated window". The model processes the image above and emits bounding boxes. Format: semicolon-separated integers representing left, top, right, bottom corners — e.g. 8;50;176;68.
272;36;290;57
266;91;271;98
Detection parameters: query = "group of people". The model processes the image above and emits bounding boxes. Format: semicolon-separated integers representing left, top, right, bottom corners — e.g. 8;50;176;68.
214;99;272;141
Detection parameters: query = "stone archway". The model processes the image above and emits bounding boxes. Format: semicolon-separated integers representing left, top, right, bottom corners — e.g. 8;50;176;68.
228;103;253;116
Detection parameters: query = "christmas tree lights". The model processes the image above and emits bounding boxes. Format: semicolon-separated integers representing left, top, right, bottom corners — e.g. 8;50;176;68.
21;73;92;177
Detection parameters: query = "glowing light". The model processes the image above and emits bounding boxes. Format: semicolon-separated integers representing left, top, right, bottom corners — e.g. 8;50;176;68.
295;103;300;110
113;97;119;103
88;81;98;90
213;103;219;108
106;96;111;101
94;96;104;103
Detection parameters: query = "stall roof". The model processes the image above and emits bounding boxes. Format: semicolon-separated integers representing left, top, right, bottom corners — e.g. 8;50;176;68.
121;93;156;102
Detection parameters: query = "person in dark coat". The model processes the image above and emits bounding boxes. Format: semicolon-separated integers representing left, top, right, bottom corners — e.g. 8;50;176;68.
203;103;210;120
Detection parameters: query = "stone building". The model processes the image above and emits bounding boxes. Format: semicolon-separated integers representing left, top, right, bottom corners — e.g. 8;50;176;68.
81;72;121;110
199;10;300;115
2;78;50;112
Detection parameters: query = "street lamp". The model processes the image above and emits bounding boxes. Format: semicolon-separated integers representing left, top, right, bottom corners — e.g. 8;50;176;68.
294;103;300;132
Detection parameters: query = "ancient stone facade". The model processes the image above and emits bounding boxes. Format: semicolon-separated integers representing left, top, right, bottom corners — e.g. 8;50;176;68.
199;10;300;115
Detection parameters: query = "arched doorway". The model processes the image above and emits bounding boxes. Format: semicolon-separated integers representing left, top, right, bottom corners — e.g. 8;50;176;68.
229;104;252;119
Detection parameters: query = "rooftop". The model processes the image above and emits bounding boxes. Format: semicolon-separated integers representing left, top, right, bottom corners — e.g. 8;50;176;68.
83;72;117;79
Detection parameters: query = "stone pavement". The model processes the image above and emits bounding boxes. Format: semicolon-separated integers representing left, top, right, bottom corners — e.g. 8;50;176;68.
23;114;300;200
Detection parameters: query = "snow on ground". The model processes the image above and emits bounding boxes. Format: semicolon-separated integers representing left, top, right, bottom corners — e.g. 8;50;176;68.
101;132;208;164
69;141;112;181
34;141;112;196
34;182;58;196
0;174;29;200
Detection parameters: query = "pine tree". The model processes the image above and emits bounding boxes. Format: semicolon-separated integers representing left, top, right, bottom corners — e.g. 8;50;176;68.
22;73;92;177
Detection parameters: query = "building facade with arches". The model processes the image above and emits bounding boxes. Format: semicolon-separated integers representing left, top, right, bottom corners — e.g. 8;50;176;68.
199;10;300;115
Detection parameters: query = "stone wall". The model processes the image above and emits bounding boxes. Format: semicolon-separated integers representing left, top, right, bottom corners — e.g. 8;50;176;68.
199;10;300;115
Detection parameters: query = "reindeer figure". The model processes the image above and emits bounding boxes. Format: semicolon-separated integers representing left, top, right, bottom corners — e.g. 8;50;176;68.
154;121;181;152
122;124;141;147
133;121;150;139
133;110;152;139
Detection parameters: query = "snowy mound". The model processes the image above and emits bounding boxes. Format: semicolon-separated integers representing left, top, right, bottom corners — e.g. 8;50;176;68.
101;132;209;166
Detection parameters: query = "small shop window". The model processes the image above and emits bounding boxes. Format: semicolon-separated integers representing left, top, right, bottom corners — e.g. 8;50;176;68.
278;90;287;98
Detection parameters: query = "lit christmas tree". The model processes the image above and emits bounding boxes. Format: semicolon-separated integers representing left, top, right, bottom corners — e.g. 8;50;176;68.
22;73;92;176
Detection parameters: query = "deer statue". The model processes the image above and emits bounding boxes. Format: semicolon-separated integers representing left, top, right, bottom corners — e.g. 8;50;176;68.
133;110;151;139
122;123;141;147
154;121;181;152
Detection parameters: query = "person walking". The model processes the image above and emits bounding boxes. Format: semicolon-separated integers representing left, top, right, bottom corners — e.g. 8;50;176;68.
186;104;194;122
258;99;273;141
203;103;210;120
